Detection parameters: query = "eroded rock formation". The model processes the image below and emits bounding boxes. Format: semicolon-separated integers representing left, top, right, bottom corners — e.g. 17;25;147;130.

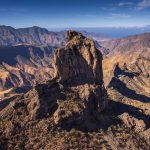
34;31;107;126
54;31;103;85
0;31;107;129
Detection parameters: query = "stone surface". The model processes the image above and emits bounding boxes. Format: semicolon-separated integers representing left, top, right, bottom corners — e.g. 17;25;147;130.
54;30;103;85
119;113;146;132
0;31;107;128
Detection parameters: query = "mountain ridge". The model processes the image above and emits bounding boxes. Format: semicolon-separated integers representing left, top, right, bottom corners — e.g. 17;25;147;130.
0;31;149;150
0;25;111;47
0;25;65;46
101;32;150;55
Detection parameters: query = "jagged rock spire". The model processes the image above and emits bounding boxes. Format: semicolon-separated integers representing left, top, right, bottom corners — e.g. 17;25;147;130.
54;30;103;85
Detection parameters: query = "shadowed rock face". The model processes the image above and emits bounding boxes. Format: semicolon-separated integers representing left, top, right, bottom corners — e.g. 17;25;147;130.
0;45;55;98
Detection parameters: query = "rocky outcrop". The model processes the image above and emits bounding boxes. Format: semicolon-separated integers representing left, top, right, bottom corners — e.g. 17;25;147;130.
0;31;107;129
54;31;103;84
33;31;107;126
119;113;146;132
50;31;107;126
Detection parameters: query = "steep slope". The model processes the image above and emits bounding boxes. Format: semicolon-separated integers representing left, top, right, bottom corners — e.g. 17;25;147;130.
107;55;150;106
101;32;150;55
102;32;150;85
102;32;150;131
0;45;54;98
0;31;149;150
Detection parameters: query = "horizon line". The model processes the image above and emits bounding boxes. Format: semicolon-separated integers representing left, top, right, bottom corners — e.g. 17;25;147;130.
0;24;150;29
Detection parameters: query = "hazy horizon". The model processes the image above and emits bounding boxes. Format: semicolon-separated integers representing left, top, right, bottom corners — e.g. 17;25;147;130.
1;24;150;38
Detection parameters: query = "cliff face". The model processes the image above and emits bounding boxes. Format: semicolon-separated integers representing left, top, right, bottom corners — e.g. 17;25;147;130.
54;31;103;85
51;31;107;125
33;31;108;126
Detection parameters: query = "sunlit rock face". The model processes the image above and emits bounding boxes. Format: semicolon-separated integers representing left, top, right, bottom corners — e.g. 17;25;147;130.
54;31;103;85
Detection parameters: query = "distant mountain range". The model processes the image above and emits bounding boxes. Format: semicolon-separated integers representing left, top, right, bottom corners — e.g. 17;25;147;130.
0;25;65;46
0;25;110;47
100;32;150;55
49;25;150;38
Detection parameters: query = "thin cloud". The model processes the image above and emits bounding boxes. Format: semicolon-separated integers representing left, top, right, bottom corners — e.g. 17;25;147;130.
118;2;134;6
117;1;150;10
101;7;116;11
138;0;150;10
83;14;97;17
77;14;97;18
110;13;131;18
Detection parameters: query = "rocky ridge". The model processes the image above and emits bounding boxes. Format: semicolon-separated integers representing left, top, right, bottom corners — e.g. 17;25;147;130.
0;25;110;47
0;45;55;99
0;25;65;46
101;32;150;56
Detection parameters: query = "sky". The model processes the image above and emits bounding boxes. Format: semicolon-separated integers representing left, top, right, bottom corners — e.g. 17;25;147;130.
0;0;150;28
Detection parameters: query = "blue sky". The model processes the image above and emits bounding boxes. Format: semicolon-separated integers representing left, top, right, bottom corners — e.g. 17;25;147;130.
0;0;150;28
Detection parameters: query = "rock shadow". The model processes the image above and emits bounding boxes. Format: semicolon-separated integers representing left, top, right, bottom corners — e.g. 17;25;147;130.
0;97;15;110
109;64;150;103
61;99;150;132
109;77;150;103
109;100;150;128
114;63;139;78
